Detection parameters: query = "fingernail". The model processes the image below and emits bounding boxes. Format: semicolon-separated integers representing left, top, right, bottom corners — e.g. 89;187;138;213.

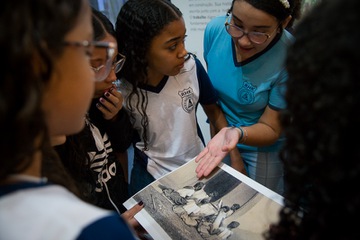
138;201;144;206
96;103;101;108
100;98;105;103
105;92;110;97
109;87;114;93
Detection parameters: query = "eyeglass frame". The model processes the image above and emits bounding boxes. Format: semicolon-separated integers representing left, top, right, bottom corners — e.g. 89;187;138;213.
63;40;125;81
63;40;116;60
91;53;126;74
224;15;279;44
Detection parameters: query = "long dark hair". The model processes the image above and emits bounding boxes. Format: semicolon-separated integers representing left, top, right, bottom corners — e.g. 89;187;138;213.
0;0;84;180
265;0;360;239
57;8;115;179
55;8;115;202
115;0;183;150
92;7;116;40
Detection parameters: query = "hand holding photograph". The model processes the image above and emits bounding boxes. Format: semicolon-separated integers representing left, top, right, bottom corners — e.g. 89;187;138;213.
124;158;283;240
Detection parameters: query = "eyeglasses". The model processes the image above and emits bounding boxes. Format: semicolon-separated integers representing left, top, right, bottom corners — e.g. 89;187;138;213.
224;15;278;44
91;53;126;82
64;40;123;82
64;40;116;59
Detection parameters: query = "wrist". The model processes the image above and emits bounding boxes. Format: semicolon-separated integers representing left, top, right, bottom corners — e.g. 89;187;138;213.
230;126;243;141
237;126;248;144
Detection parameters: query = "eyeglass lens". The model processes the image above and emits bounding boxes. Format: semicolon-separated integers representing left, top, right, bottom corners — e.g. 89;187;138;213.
225;17;269;44
63;40;122;82
92;53;126;82
113;55;125;73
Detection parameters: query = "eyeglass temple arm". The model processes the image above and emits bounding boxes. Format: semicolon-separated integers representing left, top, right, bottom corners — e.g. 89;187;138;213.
93;41;116;49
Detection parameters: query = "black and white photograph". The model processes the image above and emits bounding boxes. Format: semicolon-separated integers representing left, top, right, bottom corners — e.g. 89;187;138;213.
124;158;283;240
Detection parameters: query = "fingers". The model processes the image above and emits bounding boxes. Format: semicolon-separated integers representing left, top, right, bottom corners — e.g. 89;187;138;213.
122;201;149;238
104;89;122;108
196;151;223;178
122;201;144;221
97;88;123;120
195;147;209;163
202;156;222;176
195;148;211;175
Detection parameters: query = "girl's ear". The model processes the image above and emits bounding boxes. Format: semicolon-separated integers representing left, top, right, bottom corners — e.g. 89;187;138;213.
282;15;292;29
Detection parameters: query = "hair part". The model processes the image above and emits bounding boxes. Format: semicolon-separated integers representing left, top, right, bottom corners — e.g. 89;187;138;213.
91;7;116;40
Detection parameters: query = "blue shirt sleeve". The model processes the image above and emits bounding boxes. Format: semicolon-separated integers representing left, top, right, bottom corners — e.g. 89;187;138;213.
77;214;137;240
194;56;219;105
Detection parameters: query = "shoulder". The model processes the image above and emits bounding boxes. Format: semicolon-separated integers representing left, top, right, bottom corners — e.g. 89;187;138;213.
206;15;227;30
264;30;295;62
204;15;229;50
181;54;208;80
181;54;197;73
77;214;136;240
280;30;295;47
0;184;135;239
192;54;205;70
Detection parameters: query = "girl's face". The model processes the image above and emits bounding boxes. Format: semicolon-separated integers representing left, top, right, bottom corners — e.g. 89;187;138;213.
91;33;118;98
42;1;94;137
231;0;280;62
146;17;188;85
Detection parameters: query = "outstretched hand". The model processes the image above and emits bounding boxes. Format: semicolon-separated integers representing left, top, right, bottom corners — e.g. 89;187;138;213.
195;127;240;178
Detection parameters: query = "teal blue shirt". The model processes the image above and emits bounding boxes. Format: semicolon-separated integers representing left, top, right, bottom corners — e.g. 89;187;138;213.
204;15;294;152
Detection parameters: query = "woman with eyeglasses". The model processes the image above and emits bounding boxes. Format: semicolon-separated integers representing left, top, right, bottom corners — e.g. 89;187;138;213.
54;8;138;217
196;0;295;196
0;0;138;239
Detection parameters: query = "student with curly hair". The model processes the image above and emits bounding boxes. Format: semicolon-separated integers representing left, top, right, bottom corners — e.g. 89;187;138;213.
197;0;360;238
266;0;360;238
115;0;230;195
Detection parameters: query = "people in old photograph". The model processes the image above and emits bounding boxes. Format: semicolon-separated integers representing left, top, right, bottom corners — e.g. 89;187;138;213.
127;159;281;240
159;181;241;239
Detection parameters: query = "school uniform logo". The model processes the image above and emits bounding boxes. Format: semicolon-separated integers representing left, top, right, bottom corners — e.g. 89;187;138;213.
179;87;195;113
238;81;255;104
